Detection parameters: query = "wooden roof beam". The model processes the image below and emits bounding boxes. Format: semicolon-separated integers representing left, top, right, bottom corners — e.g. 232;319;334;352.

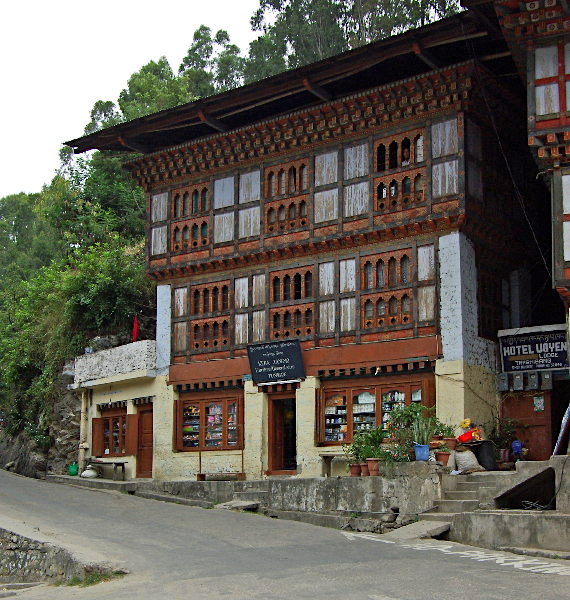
303;78;332;102
413;42;442;70
197;109;227;133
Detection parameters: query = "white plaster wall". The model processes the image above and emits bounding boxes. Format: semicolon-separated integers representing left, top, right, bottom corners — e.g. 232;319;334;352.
75;340;156;385
156;285;171;374
438;232;496;368
86;375;172;480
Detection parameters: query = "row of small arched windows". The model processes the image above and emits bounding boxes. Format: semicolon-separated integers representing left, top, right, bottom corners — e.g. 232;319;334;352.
192;286;229;315
377;135;424;172
378;175;423;200
173;222;208;248
267;201;307;224
364;295;411;318
363;255;410;290
267;165;308;198
173;188;208;218
272;308;313;330
272;272;313;302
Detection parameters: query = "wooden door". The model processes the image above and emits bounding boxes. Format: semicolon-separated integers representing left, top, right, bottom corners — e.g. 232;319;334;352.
269;398;296;473
136;406;153;478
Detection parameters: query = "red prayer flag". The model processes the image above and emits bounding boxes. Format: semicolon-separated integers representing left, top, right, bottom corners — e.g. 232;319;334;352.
132;314;139;342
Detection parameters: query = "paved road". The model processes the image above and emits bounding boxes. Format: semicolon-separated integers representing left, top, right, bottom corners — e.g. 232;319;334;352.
0;470;568;599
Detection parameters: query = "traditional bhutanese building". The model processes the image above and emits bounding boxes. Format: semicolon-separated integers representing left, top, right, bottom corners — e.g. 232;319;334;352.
67;6;565;479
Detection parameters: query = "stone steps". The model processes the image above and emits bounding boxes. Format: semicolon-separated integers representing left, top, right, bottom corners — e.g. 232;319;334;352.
435;499;481;513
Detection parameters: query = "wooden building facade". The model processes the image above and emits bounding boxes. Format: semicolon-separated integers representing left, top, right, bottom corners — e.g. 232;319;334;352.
67;8;558;477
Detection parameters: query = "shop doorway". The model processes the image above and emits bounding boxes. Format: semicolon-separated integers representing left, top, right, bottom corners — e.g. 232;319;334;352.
136;405;153;478
268;398;297;474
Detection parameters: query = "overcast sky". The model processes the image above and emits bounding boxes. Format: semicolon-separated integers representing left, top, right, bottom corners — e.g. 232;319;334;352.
0;0;261;199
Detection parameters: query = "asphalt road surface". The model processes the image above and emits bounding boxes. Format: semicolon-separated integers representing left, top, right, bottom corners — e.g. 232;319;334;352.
0;470;568;599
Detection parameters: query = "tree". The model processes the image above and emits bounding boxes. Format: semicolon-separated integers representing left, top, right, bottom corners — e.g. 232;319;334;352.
251;0;348;70
119;57;193;121
179;26;246;95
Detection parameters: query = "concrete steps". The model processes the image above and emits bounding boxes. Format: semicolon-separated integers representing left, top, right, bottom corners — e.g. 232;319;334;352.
232;490;269;507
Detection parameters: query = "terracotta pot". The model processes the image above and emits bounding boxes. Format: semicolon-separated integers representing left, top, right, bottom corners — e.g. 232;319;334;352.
360;462;370;476
434;451;451;466
349;463;361;477
444;437;457;451
366;458;380;476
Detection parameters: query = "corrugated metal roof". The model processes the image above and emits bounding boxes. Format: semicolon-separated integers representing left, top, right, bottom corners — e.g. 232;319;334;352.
65;9;515;155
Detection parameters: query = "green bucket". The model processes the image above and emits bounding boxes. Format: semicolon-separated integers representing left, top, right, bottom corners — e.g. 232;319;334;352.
67;462;79;476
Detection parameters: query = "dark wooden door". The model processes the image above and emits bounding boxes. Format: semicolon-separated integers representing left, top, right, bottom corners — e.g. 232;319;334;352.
136;406;153;478
269;398;296;473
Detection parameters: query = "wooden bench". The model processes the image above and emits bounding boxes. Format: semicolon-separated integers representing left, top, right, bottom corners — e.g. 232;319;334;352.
88;459;128;481
319;453;349;477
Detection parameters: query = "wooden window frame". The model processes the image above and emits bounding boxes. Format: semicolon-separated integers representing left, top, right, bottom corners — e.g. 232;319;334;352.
175;394;243;452
92;407;136;457
317;375;434;446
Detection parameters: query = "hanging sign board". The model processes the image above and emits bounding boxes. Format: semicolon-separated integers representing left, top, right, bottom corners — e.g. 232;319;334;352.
498;327;569;373
247;340;305;384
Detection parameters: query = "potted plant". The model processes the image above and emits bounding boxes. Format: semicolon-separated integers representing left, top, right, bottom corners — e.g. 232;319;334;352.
343;432;367;476
411;415;438;461
434;443;451;466
436;422;458;450
485;417;518;461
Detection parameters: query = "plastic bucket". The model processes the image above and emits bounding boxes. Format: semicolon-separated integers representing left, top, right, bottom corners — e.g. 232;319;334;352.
413;444;430;461
67;462;78;476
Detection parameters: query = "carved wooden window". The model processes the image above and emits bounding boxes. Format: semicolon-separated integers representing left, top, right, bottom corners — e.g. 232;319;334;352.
388;141;398;169
183;192;190;216
212;287;219;312
283;275;291;300
415;135;424;162
200;188;208;212
364;262;373;289
96;408;127;457
273;277;281;302
278;170;286;195
177;396;243;451
222;286;229;310
288;167;297;193
401;138;411;166
431;118;458;158
304;272;312;297
192;190;199;214
388;258;397;288
299;164;307;190
377;260;385;288
174;194;182;218
267;172;275;198
344;143;369;179
400;255;410;285
203;289;210;313
294;273;302;299
377;144;386;172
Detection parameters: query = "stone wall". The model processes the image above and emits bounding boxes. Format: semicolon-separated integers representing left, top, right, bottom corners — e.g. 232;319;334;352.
153;462;444;516
74;340;156;385
0;528;109;584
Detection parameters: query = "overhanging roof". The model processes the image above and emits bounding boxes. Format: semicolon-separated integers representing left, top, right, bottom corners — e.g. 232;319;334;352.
65;9;516;155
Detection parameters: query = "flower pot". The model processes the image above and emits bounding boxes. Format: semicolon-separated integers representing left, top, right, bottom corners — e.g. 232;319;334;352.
413;443;430;461
366;458;380;476
434;451;451;466
444;437;457;451
360;462;370;476
349;463;361;477
498;448;510;462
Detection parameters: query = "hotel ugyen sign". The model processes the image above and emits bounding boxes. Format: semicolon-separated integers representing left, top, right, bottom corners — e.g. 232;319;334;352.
499;328;569;373
247;340;305;385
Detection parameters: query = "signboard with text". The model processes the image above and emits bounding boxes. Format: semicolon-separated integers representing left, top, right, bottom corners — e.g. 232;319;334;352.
247;340;305;384
500;330;569;373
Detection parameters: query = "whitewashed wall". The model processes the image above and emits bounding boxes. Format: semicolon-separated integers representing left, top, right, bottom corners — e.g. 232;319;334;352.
438;232;496;367
315;151;338;186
